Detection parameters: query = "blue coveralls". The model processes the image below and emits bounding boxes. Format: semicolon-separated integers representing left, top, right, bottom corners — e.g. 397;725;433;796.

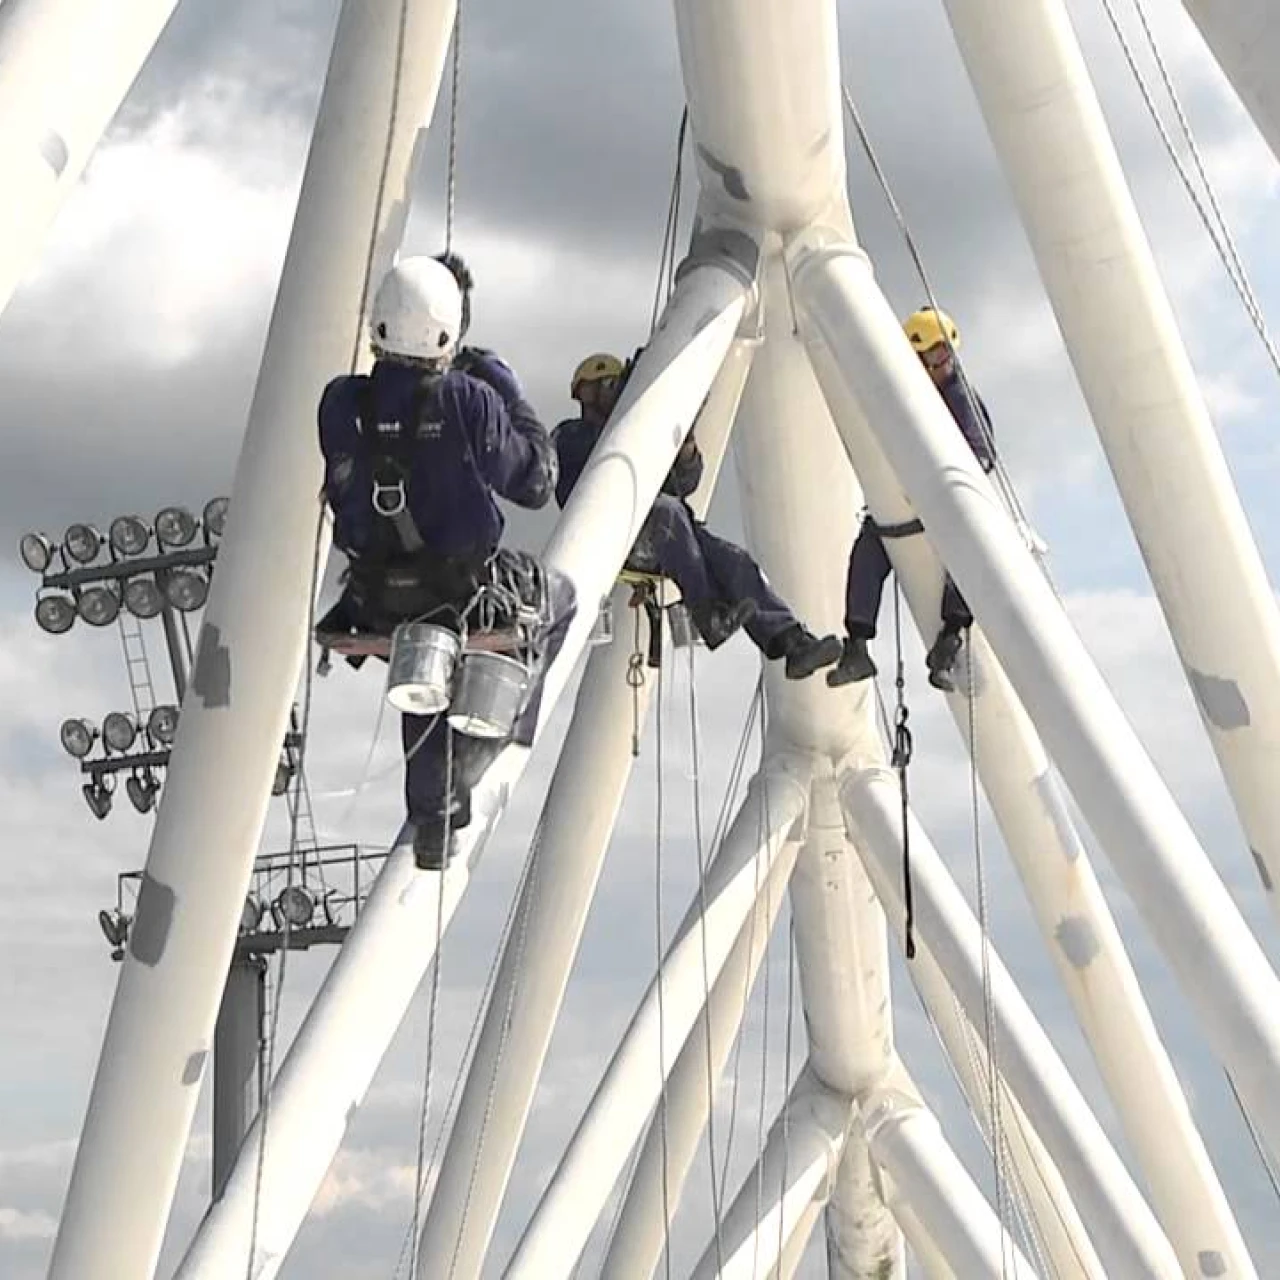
844;371;995;638
552;417;805;659
319;354;576;836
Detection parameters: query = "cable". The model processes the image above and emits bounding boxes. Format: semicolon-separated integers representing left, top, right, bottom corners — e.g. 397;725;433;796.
652;586;673;1280
966;637;1012;1278
840;85;1043;559
650;110;690;335
444;1;464;254
1098;0;1280;382
685;641;727;1272
245;3;416;1269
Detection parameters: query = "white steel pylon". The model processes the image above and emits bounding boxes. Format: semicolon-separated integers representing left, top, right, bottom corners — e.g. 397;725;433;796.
5;0;1275;1276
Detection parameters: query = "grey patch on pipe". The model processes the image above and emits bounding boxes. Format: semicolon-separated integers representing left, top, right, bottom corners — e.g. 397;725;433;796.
1187;667;1250;730
193;622;232;707
1033;770;1084;863
696;144;750;201
1055;916;1100;969
680;225;761;290
807;129;830;157
1198;1252;1226;1277
182;1050;207;1086
39;130;69;176
1251;847;1274;892
129;871;176;966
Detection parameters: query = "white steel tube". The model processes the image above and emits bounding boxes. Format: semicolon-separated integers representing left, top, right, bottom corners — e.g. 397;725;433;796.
506;759;812;1277
843;766;1181;1277
600;822;802;1279
416;337;757;1278
1182;0;1280;169
689;1067;849;1280
943;0;1280;919
791;238;1280;1170
861;1083;1040;1280
176;252;753;1278
777;1198;825;1280
804;342;1252;1277
672;0;845;228
49;6;457;1277
823;1133;909;1279
0;0;181;319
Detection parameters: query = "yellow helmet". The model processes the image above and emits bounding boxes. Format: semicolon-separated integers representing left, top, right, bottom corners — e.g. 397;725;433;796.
903;307;959;353
571;352;625;399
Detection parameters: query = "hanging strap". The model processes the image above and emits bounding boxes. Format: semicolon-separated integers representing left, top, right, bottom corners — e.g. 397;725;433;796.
891;585;916;959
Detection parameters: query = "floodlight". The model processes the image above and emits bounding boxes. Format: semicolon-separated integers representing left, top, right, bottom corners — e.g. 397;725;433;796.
147;704;179;746
163;568;208;612
109;515;150;558
19;532;54;574
203;496;229;541
77;584;120;627
125;770;159;814
60;718;98;759
276;884;315;929
35;594;76;635
102;712;137;753
82;780;112;820
240;895;264;933
155;505;197;549
63;522;102;565
123;576;164;619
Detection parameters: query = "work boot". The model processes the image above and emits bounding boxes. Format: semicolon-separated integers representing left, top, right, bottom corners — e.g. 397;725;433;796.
411;792;471;871
826;635;878;687
925;626;964;693
781;627;844;680
688;599;757;651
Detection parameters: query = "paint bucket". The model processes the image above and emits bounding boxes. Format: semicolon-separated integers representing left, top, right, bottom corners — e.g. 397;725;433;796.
385;623;461;715
447;651;531;739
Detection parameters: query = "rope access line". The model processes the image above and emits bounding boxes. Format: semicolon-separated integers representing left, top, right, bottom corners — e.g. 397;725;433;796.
1097;0;1280;383
839;85;1043;560
685;640;729;1273
965;638;1014;1279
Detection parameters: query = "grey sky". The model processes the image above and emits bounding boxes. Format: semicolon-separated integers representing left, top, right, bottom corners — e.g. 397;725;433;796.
3;0;1280;1275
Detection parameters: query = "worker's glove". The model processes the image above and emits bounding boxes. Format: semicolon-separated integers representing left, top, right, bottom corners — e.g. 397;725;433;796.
458;346;524;406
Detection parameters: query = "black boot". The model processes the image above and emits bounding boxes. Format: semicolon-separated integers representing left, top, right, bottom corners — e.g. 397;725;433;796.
781;627;844;680
688;599;757;651
411;792;471;871
826;635;878;687
925;626;964;692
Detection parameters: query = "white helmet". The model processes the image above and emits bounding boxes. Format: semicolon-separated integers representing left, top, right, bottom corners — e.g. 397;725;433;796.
370;256;463;362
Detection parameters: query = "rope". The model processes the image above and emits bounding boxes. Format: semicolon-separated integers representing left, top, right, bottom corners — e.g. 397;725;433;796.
774;916;798;1272
386;807;542;1280
712;674;766;1195
652;588;673;1280
407;729;453;1274
685;642;727;1272
443;1;464;255
966;635;1012;1277
749;677;771;1280
890;585;916;959
245;3;416;1268
244;504;327;1279
650;110;690;335
840;86;1043;557
1098;0;1280;381
1225;1070;1280;1209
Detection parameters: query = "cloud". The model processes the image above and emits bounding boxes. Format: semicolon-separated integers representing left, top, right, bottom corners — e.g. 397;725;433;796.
3;0;1280;1276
